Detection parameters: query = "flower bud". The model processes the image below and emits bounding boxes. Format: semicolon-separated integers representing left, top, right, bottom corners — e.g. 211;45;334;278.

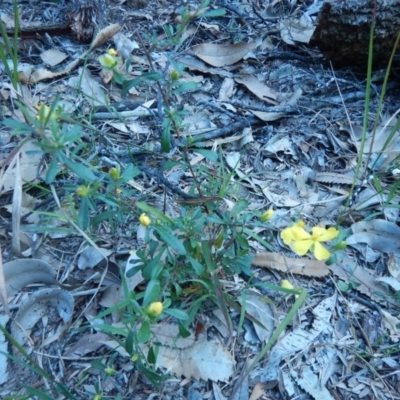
336;241;347;250
98;54;117;69
104;366;115;375
260;209;274;222
75;185;89;197
108;48;118;56
139;213;151;226
170;70;180;81
109;167;120;180
146;301;163;317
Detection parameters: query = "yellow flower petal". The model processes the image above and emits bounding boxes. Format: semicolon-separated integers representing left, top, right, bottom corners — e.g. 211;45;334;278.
281;227;294;245
291;225;312;241
311;226;338;242
292;239;313;255
281;279;294;290
313;241;331;260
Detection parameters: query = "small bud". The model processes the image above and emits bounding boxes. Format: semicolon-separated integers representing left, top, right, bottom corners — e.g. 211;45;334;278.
98;54;117;69
146;301;163;317
104;366;115;375
139;213;151;226
336;241;347;250
75;185;89;197
109;167;120;180
170;70;180;81
131;354;139;362
93;395;102;400
260;209;274;222
115;188;122;195
108;48;118;56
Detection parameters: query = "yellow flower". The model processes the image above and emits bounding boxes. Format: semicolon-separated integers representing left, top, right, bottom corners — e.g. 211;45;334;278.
108;48;118;56
280;220;306;245
139;213;151;226
291;226;339;261
260;209;274;222
147;301;163;317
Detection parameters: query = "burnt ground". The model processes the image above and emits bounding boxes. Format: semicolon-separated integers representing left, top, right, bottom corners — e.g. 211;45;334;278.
1;0;400;399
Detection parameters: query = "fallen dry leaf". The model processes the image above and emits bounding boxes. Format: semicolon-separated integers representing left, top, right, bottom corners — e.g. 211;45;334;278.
193;41;258;67
252;252;329;277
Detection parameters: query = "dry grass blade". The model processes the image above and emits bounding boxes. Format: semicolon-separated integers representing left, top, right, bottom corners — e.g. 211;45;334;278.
0;245;11;316
12;155;22;256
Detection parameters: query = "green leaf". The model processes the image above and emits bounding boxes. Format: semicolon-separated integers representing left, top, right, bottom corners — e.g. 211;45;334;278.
137;320;151;343
45;156;59;184
23;386;53;400
230;199;249;217
112;70;124;85
59;153;96;182
121;163;140;181
143;279;161;306
122;72;160;96
172;81;198;94
136;202;173;224
78;196;89;230
201;241;216;271
125;330;134;355
2;118;32;134
178;322;191;337
164;308;189;321
188;256;205;275
161;128;171;152
199;8;226;18
193;148;218;162
147;345;157;364
154;225;186;255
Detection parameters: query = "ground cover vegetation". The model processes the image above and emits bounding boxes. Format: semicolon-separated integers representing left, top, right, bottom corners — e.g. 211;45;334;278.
0;0;400;399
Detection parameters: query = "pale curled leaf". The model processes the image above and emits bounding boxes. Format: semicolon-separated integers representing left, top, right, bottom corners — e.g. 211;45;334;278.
3;258;57;297
239;291;274;343
63;333;109;359
40;48;68;67
1;140;42;193
292;366;335;400
193;41;258;67
347;219;400;254
260;295;336;386
11;288;74;347
252;252;329;277
329;254;396;307
234;74;278;102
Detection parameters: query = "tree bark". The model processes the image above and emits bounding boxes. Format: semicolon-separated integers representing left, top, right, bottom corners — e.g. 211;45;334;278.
310;0;400;67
